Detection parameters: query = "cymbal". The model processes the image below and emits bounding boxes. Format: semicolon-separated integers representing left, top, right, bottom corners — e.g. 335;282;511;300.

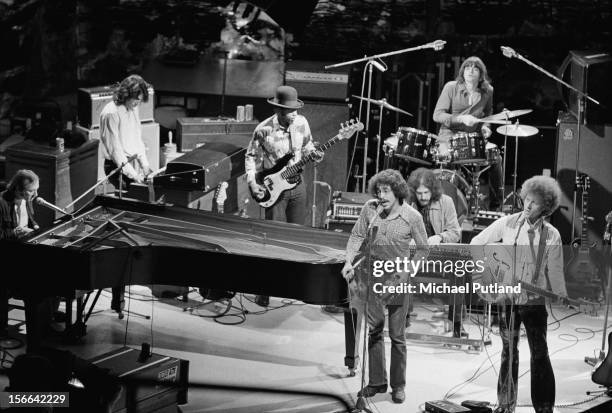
352;95;412;116
486;108;533;121
496;124;539;137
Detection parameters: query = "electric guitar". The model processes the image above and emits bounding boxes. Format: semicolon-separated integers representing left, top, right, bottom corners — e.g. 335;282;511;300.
250;120;364;208
213;181;229;214
566;175;600;287
591;211;612;387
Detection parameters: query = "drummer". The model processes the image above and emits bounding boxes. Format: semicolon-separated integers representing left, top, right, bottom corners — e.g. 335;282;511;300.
433;56;503;210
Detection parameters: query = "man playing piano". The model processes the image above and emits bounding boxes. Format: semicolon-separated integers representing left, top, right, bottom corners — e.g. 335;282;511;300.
0;169;40;240
406;167;464;336
245;85;323;307
341;169;428;404
470;175;566;413
99;74;155;313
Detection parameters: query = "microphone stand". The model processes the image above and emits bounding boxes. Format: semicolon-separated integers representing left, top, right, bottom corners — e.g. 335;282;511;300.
64;155;139;212
326;40;446;193
354;223;378;413
500;47;600;239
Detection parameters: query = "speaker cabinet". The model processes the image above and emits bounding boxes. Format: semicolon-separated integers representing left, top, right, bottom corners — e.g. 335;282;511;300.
565;51;612;124
78;86;155;129
300;101;352;227
553;112;612;245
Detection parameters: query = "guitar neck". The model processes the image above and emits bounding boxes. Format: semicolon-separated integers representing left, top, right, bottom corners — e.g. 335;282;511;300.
284;134;342;176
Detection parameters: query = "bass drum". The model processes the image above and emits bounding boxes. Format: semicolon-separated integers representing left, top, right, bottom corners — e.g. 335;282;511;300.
433;169;470;224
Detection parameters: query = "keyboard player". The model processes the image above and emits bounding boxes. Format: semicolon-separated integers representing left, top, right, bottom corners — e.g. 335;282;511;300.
406;168;464;337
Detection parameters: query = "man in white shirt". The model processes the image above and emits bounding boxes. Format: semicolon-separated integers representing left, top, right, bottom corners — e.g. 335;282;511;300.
470;175;566;413
99;74;154;313
100;74;153;186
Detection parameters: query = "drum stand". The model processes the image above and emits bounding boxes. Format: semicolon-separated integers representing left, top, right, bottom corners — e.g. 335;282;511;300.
462;164;491;216
502;120;522;213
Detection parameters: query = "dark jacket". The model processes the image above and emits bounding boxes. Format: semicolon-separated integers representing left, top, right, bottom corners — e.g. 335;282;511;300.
0;190;38;240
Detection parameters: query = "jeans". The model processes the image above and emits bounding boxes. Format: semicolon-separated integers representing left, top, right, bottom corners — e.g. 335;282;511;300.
367;302;409;390
264;180;307;224
497;304;555;413
256;180;307;304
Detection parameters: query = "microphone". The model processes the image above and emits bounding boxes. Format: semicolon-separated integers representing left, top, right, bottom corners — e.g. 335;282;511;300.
370;60;387;72
501;46;517;58
429;40;446;51
513;213;526;245
34;196;69;216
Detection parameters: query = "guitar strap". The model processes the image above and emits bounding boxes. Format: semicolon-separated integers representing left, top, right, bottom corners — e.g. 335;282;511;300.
531;223;549;287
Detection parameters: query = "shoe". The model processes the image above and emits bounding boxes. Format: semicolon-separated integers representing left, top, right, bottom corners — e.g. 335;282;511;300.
391;388;405;403
493;405;514;413
357;384;387;398
254;295;269;307
110;300;124;312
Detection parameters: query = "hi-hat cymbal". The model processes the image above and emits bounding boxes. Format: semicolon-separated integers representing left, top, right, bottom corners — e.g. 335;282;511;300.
352;95;412;116
496;124;539;137
485;108;533;121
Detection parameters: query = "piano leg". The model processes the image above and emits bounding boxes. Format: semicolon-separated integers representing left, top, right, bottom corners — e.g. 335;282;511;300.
343;305;362;376
0;287;8;336
23;295;52;353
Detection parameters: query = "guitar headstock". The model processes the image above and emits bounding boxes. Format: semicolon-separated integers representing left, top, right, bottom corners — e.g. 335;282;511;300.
338;119;364;141
214;181;229;213
576;174;590;192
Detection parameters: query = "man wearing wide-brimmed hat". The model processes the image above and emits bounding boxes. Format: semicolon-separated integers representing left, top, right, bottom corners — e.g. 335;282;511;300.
245;85;323;307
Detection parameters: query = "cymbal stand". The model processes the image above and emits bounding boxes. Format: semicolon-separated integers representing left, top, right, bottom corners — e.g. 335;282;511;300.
375;101;384;174
502;120;521;212
462;163;491;216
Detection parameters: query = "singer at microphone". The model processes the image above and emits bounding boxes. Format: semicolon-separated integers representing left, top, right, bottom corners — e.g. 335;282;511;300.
469;175;566;413
340;169;428;404
0;169;41;240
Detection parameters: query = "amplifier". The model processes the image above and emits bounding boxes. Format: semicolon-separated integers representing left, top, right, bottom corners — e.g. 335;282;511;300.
177;117;258;151
285;60;350;102
154;139;247;192
475;210;507;226
331;191;372;220
425;400;471;413
78;85;155;129
89;346;188;413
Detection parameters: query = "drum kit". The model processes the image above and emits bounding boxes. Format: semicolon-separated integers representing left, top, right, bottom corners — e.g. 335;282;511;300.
351;95;540;218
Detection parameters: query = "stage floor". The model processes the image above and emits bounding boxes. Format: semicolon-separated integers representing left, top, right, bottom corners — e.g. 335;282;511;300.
1;288;611;413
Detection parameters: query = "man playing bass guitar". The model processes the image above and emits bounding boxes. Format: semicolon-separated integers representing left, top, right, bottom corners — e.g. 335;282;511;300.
245;85;323;306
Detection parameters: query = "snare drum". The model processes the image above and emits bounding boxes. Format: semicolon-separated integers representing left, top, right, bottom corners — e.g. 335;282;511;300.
449;132;486;164
485;142;500;164
433;169;471;224
395;127;437;165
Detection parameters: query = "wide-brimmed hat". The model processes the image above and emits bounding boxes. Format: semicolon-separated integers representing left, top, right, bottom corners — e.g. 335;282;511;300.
267;85;304;109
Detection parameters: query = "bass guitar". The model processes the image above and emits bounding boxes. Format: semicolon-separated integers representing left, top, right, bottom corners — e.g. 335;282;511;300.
250;120;363;208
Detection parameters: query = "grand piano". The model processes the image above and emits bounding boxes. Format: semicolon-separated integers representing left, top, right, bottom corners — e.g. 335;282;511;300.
2;195;360;371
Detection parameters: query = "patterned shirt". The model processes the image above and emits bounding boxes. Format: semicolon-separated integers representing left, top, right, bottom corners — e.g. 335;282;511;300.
433;80;494;143
346;200;429;265
245;114;316;185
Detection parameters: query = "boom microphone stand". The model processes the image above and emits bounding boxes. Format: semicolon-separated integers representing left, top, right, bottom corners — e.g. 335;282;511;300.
326;40;446;193
499;46;601;239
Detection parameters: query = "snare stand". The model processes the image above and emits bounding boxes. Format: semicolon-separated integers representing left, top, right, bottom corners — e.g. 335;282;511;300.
463;163;491;217
503;120;522;213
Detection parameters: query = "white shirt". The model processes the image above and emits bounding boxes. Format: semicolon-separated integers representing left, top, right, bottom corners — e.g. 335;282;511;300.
14;199;28;229
470;212;567;298
99;101;150;180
